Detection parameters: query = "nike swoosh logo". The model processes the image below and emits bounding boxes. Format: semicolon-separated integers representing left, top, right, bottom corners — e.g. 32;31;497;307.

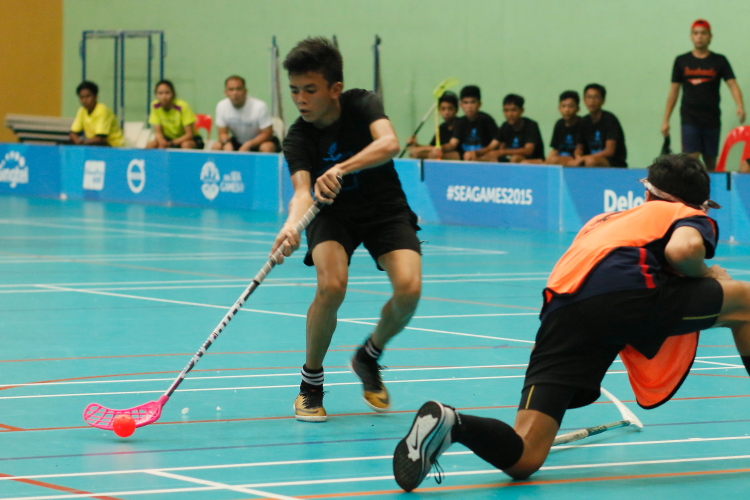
406;414;437;461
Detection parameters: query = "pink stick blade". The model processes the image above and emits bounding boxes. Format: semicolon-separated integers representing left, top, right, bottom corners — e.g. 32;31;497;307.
83;396;168;430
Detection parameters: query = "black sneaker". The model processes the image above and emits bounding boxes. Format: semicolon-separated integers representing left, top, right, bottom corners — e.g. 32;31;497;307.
393;400;456;492
349;348;390;412
294;382;326;422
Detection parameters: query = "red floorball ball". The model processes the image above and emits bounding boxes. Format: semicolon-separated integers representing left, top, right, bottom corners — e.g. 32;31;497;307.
112;414;136;437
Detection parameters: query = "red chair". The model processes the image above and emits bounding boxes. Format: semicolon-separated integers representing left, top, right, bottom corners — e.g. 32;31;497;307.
716;126;750;172
194;114;213;141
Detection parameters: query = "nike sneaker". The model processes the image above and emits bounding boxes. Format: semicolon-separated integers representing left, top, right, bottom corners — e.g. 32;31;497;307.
393;400;456;492
294;382;326;422
349;348;390;412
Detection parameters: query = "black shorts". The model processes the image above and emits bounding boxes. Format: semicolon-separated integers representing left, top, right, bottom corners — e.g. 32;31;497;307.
523;275;723;413
304;203;421;271
229;136;281;152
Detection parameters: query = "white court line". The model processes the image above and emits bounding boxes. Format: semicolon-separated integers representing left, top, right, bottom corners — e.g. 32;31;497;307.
426;244;508;255
34;285;537;344
5;435;750;483
0;364;528;388
346;312;539;320
59;217;280;236
146;470;301;500
693;359;745;368
0;375;527;400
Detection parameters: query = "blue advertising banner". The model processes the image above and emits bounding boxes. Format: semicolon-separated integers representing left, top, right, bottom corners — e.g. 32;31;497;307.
62;147;170;204
561;168;646;231
169;150;279;211
0;143;60;197
423;161;560;230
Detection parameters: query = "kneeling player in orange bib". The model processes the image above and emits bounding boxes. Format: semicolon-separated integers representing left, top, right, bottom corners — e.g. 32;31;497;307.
393;153;750;491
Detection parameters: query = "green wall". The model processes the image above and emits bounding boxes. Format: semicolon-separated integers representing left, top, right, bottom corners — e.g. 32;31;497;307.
63;0;750;169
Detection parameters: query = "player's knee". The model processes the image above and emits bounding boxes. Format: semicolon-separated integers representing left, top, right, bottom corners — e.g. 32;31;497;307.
259;141;277;153
393;277;421;311
210;141;222;151
505;455;544;480
181;141;195;149
316;277;347;306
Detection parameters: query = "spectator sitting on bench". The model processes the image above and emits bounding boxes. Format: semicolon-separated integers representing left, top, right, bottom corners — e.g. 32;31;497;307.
69;81;125;147
407;91;460;160
545;90;583;166
146;80;204;150
444;85;498;161
573;83;627;167
211;75;280;152
481;94;544;163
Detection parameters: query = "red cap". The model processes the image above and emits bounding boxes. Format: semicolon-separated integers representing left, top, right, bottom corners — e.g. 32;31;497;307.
692;19;711;33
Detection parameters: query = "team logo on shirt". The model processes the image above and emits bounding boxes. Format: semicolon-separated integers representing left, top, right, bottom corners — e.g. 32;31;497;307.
323;142;344;163
684;67;717;85
0;151;29;189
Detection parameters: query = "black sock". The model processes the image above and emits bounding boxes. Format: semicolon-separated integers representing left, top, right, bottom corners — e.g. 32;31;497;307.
451;413;524;470
301;364;324;389
742;356;750;376
359;336;383;361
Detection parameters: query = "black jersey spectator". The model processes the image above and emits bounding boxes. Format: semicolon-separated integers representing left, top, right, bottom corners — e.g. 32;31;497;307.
481;94;544;163
573;84;627;167
662;19;745;171
546;90;583;166
407;91;460;160
443;85;498;161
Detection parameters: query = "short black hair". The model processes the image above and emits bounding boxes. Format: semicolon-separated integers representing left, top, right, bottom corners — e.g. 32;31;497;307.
438;91;458;108
503;94;524;108
460;85;481;101
647;154;710;206
559;90;580;105
584;83;606;99
76;81;98;96
283;37;343;86
225;75;246;87
155;79;176;94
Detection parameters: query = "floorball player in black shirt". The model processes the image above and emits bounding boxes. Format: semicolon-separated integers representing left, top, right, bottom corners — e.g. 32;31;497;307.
661;19;745;171
272;37;422;422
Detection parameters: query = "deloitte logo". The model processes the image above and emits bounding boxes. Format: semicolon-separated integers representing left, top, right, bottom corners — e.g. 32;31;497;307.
200;161;245;201
127;159;146;194
604;189;644;212
0;151;29;189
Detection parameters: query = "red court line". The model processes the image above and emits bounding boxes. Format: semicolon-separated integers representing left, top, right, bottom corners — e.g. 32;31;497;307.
0;423;23;431
0;472;123;500
255;466;750;498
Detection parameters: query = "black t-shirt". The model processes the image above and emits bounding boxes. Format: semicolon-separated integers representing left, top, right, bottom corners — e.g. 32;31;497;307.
494;117;544;160
452;112;498;152
429;121;456;147
283;89;407;213
672;52;735;129
550;118;582;157
580;110;627;167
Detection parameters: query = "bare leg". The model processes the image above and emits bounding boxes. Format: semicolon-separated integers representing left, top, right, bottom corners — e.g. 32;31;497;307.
582;155;611;167
259;141;278;153
703;155;717;171
306;241;349;369
503;409;559;479
371;249;422;349
715;280;750;356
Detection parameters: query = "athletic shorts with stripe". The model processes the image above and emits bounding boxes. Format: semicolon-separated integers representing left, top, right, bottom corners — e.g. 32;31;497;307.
303;202;421;271
519;275;723;424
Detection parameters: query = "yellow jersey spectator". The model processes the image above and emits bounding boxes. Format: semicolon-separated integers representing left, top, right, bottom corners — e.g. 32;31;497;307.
69;81;125;147
146;80;203;149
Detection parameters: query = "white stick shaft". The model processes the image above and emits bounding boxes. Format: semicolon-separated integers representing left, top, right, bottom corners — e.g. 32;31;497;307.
553;420;630;446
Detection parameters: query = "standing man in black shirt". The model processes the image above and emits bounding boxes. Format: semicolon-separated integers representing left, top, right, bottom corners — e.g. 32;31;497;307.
443;85;499;161
407;91;460;160
661;19;745;171
481;94;544;163
272;38;422;422
545;90;583;166
574;84;627;168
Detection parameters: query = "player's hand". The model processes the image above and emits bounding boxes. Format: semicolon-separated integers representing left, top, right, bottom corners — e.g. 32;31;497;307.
707;265;732;281
270;225;301;265
406;135;417;147
428;147;442;160
463;151;476;161
661;121;670;137
239;141;253;152
738;108;746;124
314;166;344;204
157;137;170;149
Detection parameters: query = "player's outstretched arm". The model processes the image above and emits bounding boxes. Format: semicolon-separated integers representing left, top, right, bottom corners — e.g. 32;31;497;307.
665;226;730;280
271;170;314;264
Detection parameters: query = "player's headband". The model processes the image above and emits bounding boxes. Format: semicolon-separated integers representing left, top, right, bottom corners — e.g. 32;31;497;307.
692;19;711;33
640;178;721;213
